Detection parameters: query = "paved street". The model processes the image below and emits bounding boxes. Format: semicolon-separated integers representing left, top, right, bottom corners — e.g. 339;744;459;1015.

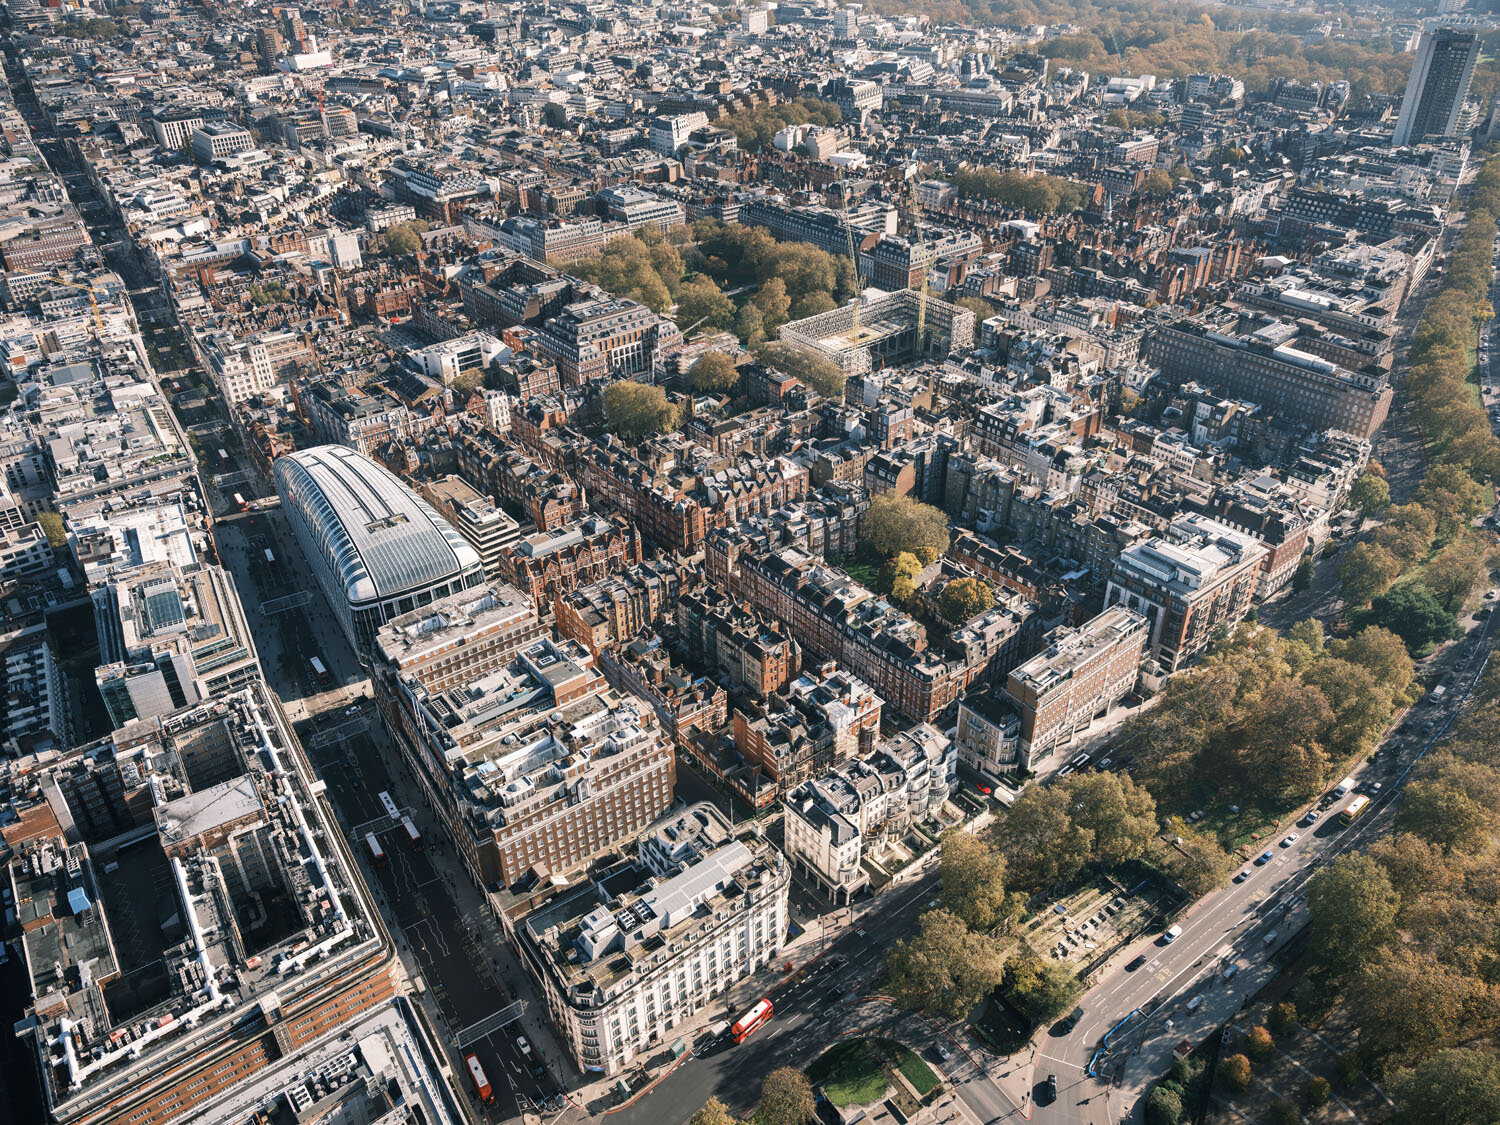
1023;551;1500;1125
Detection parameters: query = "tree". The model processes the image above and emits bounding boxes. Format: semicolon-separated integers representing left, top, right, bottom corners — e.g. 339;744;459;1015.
1270;1001;1299;1039
35;511;65;548
939;576;992;622
735;303;766;346
1339;543;1401;607
1305;1077;1331;1109
381;221;426;257
864;494;950;565
1246;1026;1275;1064
1390;1049;1500;1124
1220;1054;1253;1093
1348;472;1390;518
759;1067;815;1125
939;830;1019;933
1352;947;1493;1065
602;381;677;442
1161;817;1234;897
955;296;994;322
1003;948;1083;1024
676;276;735;332
1141;168;1173;195
883;551;923;603
992;786;1093;891
883;909;1007;1017
1145;1085;1183;1125
1337;1052;1360;1087
1397;756;1500;852
752;277;792;333
755;341;846;400
1270;1099;1299;1125
1306;854;1399;979
1370;584;1461;653
689;1097;734;1125
690;350;739;394
1061;773;1158;867
1292;555;1315;593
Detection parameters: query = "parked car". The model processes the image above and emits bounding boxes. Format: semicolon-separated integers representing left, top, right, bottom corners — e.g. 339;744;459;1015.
1255;850;1275;866
1125;954;1148;971
1234;868;1252;883
1279;833;1300;847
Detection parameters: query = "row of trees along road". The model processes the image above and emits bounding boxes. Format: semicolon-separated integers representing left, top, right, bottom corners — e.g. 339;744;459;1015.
1299;663;1500;1114
1291;161;1500;1118
1339;154;1500;651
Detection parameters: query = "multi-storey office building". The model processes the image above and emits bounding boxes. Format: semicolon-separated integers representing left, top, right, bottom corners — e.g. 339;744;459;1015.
1105;514;1267;671
92;561;261;727
1002;606;1147;769
501;515;643;615
274;446;486;654
781;724;952;901
372;582;546;695
1144;315;1392;439
420;474;523;583
378;635;675;890
9;684;398;1125
1393;27;1480;146
532;299;684;385
509;804;787;1076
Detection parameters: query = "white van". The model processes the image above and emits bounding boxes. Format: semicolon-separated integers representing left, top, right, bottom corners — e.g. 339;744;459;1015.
1162;924;1183;944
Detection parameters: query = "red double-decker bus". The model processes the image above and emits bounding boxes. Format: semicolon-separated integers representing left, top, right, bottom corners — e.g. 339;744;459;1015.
731;998;773;1044
464;1052;493;1103
364;832;387;867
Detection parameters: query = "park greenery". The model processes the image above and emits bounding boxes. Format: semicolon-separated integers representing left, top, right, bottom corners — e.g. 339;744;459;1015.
863;494;951;566
601;380;677;442
689;350;739;394
380;220;429;257
757;1066;816;1125
753;341;846;400
938;575;993;623
1119;623;1416;816
861;0;1492;101
1299;664;1500;1088
945;166;1091;215
717;97;842;153
573;220;855;349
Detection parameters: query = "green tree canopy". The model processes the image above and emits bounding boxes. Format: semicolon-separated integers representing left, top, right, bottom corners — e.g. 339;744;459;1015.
381;221;427;257
1306;853;1400;979
1370;584;1462;654
755;341;846;400
1002;948;1083;1024
690;350;739;394
676;276;736;333
864;494;950;565
883;909;1007;1017
939;829;1020;932
759;1068;815;1125
1390;1049;1500;1125
1348;472;1390;518
602;380;677;442
689;1097;734;1125
938;576;992;622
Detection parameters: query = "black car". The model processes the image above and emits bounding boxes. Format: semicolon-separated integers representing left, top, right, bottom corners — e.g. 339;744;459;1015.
825;985;845;1002
1046;1075;1059;1103
1059;1007;1084;1033
1125;954;1148;971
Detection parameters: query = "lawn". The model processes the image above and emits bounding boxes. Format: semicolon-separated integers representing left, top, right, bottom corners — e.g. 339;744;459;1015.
828;543;884;591
805;1038;940;1107
806;1039;888;1108
883;1039;939;1096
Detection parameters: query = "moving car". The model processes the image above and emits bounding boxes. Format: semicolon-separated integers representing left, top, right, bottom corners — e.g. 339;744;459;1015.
1046;1075;1059;1103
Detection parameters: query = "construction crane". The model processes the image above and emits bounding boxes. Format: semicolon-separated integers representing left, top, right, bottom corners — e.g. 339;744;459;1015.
907;177;931;350
47;275;106;344
839;184;861;336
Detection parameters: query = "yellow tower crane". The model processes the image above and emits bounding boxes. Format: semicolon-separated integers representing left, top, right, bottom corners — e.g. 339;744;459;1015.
47;275;107;343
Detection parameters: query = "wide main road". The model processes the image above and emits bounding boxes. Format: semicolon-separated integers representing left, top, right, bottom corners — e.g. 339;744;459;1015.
1026;600;1497;1125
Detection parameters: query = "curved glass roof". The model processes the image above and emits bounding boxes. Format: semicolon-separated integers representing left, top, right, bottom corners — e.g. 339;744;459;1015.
274;446;482;606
